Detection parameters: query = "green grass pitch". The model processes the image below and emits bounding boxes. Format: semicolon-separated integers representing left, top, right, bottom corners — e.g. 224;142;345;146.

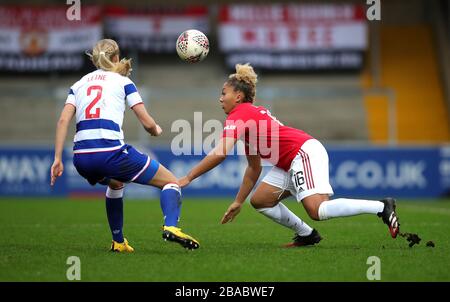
0;197;449;281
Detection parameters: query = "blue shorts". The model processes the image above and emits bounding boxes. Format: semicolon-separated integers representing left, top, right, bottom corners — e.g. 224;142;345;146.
73;144;160;186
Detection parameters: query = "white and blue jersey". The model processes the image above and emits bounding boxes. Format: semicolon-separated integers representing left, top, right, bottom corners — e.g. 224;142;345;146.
66;69;159;186
66;69;143;154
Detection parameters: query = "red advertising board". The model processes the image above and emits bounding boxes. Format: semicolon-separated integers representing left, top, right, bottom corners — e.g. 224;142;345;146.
0;6;102;72
218;4;367;70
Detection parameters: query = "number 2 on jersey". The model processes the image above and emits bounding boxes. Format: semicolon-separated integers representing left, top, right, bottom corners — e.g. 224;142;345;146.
85;85;102;119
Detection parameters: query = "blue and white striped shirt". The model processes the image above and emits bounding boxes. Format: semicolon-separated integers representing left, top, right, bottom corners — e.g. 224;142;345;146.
65;69;143;153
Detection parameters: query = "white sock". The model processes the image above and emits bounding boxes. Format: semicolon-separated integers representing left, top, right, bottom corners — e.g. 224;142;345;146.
318;198;384;220
257;202;313;236
106;186;124;198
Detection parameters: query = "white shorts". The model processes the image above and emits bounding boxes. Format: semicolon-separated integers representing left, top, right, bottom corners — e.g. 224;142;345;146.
262;139;334;202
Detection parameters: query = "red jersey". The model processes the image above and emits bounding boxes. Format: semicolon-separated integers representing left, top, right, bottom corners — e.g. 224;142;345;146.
222;103;313;171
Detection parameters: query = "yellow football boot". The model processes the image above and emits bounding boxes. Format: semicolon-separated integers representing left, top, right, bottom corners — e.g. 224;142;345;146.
110;238;134;253
162;226;200;250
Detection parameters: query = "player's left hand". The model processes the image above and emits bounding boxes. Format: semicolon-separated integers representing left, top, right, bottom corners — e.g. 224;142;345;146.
50;159;64;186
152;124;163;136
221;201;242;224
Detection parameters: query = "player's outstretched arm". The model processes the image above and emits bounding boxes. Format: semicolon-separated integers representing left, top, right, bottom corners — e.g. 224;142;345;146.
221;154;262;224
234;154;262;204
51;104;75;186
132;103;162;136
180;137;237;187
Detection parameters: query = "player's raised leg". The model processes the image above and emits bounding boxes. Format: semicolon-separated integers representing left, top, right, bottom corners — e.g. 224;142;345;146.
302;195;400;238
250;182;321;247
148;164;182;226
106;179;134;253
292;139;400;238
147;164;200;250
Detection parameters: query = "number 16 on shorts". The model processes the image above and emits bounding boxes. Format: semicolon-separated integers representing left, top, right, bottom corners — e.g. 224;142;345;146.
293;170;306;192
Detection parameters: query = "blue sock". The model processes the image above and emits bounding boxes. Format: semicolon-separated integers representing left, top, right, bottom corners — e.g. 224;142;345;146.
105;187;124;243
160;183;182;227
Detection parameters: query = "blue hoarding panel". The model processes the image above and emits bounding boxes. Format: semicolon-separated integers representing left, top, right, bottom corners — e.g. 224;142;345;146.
0;147;66;196
328;146;441;198
0;145;446;199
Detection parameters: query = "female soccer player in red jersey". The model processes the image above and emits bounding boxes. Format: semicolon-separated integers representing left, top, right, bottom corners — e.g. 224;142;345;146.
180;63;399;247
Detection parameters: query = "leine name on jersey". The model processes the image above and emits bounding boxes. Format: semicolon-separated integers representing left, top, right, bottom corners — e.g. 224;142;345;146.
86;74;107;82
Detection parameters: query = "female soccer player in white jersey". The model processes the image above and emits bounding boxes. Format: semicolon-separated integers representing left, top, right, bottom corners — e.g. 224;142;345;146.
180;63;400;247
50;39;199;251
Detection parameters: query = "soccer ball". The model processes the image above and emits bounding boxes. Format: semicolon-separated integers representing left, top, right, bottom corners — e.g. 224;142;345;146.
176;29;209;63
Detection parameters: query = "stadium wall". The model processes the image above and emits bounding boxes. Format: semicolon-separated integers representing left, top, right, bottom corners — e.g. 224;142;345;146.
0;145;448;199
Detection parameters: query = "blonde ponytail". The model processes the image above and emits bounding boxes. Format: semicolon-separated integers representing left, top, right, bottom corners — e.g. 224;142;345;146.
114;58;132;77
227;63;258;103
86;39;132;77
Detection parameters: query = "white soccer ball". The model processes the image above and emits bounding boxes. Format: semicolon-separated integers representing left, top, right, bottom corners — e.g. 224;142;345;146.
176;29;209;63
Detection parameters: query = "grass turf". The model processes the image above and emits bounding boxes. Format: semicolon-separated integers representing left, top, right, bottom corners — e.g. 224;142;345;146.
0;198;449;282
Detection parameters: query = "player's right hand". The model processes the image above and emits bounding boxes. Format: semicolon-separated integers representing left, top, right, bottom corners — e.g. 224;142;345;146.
179;176;191;188
221;201;242;224
50;159;64;186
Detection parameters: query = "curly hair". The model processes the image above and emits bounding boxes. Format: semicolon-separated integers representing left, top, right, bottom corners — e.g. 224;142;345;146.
226;63;258;103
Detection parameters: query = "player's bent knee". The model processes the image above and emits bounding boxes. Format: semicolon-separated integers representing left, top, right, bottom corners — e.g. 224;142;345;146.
108;180;124;191
303;203;321;220
249;196;262;209
160;169;179;186
307;210;321;221
302;202;322;220
249;194;269;209
302;194;329;221
250;196;278;209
